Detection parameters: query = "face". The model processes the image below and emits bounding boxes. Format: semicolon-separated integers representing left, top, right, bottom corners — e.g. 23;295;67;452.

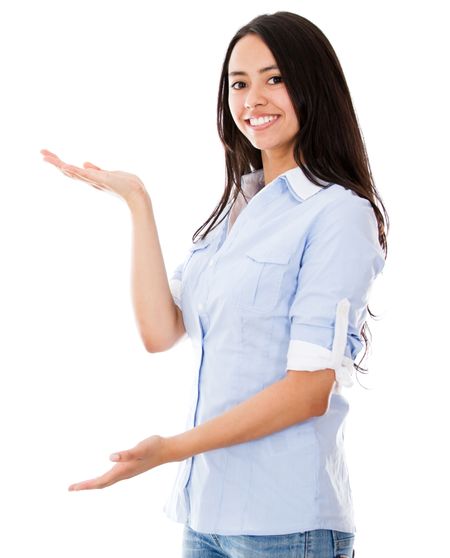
227;33;300;156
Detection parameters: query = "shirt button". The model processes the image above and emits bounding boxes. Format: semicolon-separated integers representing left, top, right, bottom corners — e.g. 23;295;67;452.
198;303;203;311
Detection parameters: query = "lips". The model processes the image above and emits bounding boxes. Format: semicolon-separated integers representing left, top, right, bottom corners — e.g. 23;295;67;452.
245;115;280;130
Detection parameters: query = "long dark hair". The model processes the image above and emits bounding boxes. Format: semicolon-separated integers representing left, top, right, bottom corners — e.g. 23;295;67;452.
192;11;390;381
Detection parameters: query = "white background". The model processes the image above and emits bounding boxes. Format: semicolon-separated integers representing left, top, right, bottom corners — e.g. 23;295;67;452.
1;1;448;556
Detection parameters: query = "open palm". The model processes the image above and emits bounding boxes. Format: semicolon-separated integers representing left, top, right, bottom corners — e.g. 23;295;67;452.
68;435;167;491
40;149;145;203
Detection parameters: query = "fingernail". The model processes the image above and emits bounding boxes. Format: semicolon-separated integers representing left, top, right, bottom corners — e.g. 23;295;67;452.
110;453;120;461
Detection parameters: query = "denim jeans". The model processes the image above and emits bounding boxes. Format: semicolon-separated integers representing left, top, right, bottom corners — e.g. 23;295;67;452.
182;524;355;557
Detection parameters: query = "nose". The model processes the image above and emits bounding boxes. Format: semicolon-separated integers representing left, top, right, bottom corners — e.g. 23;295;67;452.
244;83;267;110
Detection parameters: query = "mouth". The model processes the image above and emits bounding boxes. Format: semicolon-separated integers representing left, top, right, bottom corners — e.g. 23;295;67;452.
244;114;280;131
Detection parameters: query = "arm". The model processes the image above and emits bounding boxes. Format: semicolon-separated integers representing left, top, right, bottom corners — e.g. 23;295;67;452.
162;368;335;462
126;189;186;352
67;368;334;491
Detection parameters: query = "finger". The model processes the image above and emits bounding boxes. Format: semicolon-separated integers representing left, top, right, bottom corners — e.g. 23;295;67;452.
41;153;65;167
68;478;101;491
83;162;102;170
56;166;100;189
62;165;103;184
40;149;59;158
42;155;63;167
68;467;121;491
63;165;102;179
68;476;111;491
47;161;95;186
110;448;140;462
42;156;73;176
64;166;115;194
41;154;104;190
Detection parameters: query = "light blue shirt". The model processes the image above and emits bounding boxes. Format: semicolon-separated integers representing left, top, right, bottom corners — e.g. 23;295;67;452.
164;165;385;536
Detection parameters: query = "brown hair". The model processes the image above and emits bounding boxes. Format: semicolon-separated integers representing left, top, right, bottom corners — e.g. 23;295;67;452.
192;11;390;381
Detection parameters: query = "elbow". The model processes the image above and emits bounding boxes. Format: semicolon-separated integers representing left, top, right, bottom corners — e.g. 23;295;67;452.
142;308;187;353
144;340;163;353
144;336;175;353
145;345;162;354
144;333;183;353
285;369;335;417
315;390;334;416
315;401;330;417
143;333;169;353
310;388;334;417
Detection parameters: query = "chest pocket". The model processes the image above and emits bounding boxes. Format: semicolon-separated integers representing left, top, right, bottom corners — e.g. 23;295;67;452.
182;237;212;284
237;247;292;313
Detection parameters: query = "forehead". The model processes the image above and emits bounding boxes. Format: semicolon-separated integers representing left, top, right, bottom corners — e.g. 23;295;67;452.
228;34;276;71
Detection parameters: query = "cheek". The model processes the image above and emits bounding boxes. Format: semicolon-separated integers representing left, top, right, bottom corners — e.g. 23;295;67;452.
228;100;240;124
289;111;300;132
276;93;299;129
229;106;247;134
283;105;300;132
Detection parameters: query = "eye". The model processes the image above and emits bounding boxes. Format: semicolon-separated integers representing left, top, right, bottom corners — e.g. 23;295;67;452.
230;75;283;90
268;75;283;85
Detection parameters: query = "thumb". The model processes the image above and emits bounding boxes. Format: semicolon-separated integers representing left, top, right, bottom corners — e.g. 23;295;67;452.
110;449;135;462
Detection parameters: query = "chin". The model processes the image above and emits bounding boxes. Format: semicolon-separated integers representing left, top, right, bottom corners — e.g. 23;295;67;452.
249;139;281;151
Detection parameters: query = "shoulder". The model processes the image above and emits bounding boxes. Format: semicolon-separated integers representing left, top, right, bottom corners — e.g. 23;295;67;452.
313;183;377;228
308;184;382;263
319;182;372;209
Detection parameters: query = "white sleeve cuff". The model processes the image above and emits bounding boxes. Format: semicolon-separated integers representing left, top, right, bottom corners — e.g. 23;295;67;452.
286;298;355;388
169;278;182;310
286;339;355;388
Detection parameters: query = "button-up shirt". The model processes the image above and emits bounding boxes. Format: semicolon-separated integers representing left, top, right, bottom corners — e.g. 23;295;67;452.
163;165;385;536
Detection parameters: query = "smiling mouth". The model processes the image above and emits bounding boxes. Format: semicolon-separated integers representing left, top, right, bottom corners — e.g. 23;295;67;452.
245;115;280;130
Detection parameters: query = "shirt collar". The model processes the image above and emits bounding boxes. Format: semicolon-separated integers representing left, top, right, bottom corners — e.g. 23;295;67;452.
241;165;330;202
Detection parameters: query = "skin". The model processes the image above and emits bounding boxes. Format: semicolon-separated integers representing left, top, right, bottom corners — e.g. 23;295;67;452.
39;34;335;493
39;149;146;203
227;33;303;185
40;149;169;490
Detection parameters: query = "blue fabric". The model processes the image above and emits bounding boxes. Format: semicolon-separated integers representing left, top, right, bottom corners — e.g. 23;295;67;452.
164;165;385;536
182;524;356;558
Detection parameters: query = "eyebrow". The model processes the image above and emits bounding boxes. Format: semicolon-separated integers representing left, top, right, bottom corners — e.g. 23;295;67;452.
228;64;279;77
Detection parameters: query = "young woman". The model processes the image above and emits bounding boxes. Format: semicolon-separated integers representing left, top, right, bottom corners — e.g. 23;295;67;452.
41;11;388;558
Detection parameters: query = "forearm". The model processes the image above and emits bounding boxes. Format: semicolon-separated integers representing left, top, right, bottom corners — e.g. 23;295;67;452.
126;189;178;352
163;374;323;463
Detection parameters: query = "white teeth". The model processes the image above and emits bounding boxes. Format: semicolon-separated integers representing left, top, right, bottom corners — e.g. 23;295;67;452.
249;115;278;126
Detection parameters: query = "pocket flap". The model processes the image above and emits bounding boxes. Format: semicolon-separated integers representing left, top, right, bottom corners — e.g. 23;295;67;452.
245;248;291;265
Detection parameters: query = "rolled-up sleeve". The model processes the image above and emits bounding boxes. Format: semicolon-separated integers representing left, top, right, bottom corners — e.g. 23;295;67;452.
169;260;184;310
286;193;386;388
168;232;216;311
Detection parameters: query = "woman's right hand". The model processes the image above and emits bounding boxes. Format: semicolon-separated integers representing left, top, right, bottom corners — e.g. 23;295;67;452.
40;149;147;204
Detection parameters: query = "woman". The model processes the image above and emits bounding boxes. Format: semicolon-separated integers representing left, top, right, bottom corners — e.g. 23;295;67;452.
41;10;388;558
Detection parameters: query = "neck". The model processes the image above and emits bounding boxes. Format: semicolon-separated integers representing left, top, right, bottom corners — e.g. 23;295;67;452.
261;148;303;186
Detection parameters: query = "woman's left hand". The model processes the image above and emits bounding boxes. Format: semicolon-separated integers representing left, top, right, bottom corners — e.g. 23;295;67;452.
68;434;168;491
